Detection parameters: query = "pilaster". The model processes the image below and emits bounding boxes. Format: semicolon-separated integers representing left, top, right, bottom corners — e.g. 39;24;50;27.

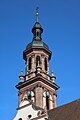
35;86;43;108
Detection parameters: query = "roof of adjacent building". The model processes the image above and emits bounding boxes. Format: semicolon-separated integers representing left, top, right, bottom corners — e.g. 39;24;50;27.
48;99;80;120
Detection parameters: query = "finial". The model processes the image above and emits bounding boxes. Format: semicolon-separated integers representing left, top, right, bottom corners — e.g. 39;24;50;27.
19;70;24;82
51;71;56;82
52;71;54;77
20;70;24;75
36;7;39;22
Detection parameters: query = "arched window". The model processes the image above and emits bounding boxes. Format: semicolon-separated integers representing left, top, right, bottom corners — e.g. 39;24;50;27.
28;57;32;70
45;58;47;71
36;56;40;67
46;91;50;110
27;90;31;100
18;118;22;120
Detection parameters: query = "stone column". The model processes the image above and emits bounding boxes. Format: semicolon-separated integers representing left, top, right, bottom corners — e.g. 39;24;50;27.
31;55;35;72
18;92;22;107
43;96;46;109
53;94;57;108
47;58;49;74
26;57;29;74
41;55;45;71
49;95;53;109
43;91;46;109
25;59;28;80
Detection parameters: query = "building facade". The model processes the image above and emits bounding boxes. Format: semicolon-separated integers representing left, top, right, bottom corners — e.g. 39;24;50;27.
13;8;59;120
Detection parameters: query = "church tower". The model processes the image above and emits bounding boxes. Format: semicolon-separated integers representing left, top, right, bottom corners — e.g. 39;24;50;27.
13;8;59;120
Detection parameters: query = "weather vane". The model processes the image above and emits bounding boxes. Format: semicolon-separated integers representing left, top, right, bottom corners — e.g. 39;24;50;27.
36;7;39;22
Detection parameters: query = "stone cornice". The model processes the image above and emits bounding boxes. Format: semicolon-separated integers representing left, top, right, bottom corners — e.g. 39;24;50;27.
23;46;52;60
16;74;60;91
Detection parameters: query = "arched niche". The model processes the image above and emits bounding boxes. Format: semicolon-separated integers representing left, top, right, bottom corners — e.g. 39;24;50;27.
36;55;41;67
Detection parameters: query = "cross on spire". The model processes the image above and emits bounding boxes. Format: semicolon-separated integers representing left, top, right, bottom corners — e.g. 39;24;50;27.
36;7;39;22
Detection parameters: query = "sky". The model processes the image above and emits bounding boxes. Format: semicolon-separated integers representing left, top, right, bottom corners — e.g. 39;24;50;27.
0;0;80;119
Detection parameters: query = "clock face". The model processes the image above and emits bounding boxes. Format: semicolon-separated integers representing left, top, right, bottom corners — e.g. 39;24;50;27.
46;91;50;96
43;91;50;97
27;90;31;95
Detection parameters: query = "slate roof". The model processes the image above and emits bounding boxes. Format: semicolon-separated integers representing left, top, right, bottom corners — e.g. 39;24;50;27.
48;99;80;120
26;40;49;50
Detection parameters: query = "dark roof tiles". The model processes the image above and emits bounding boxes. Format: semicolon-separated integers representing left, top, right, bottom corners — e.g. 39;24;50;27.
48;99;80;120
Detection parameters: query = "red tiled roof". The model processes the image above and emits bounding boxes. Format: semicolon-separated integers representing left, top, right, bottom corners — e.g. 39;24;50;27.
48;99;80;120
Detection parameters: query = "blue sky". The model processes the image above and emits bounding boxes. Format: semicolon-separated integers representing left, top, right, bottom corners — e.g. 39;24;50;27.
0;0;80;119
